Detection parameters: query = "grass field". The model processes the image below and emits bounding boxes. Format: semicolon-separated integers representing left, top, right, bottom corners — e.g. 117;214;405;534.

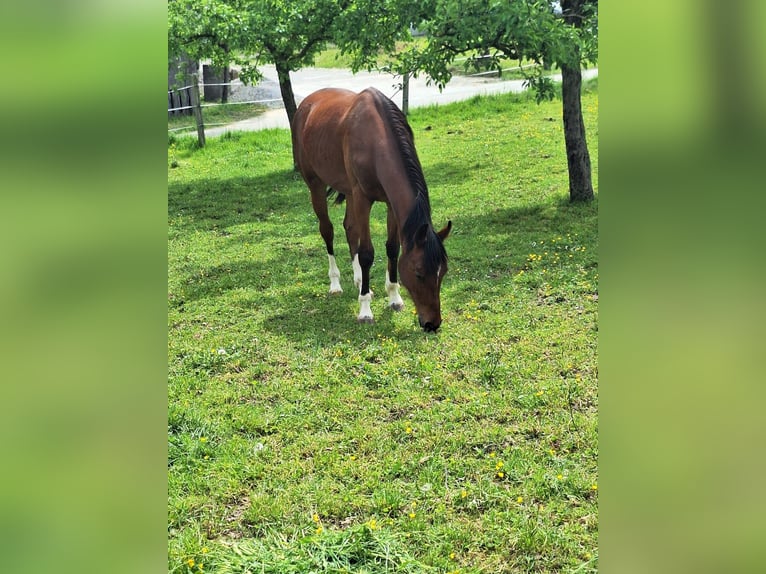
168;84;598;573
168;102;270;134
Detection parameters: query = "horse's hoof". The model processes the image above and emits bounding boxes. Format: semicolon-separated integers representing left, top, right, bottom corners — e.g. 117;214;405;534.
390;302;404;312
357;316;374;324
329;288;343;295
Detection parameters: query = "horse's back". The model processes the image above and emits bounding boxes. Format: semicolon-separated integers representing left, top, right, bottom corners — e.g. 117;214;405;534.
292;89;357;190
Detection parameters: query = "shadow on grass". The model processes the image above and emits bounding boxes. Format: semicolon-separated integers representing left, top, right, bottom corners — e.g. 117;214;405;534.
168;169;307;233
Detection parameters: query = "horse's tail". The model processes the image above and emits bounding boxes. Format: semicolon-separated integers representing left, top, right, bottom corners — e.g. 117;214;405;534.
326;187;346;205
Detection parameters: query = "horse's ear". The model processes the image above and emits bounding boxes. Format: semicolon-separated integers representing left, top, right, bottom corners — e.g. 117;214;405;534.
437;220;452;241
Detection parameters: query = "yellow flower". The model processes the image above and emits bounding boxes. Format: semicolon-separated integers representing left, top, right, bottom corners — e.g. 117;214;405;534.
548;449;555;456
516;496;523;503
591;484;598;491
199;437;207;442
497;471;504;478
187;558;195;567
409;512;416;519
315;526;323;534
312;513;320;522
495;461;504;470
450;552;456;560
489;452;496;458
460;490;468;499
557;474;564;480
350;455;356;460
405;426;413;434
201;547;208;554
368;519;377;530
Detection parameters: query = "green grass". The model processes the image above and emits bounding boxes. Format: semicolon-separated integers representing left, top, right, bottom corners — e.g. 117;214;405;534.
168;87;598;573
169;102;270;133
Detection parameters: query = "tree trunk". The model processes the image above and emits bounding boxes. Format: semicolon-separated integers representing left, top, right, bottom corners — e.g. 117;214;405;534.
561;63;594;202
275;61;298;130
222;66;229;104
560;0;594;202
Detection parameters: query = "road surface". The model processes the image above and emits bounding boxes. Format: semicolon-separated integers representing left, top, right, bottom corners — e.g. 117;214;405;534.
200;66;597;136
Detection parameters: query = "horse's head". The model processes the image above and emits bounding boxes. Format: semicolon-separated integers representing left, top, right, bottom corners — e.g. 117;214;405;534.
399;221;452;332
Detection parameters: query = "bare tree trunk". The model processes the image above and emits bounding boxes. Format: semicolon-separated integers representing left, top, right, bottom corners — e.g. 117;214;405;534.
560;0;594;202
275;61;298;130
561;63;593;202
222;66;229;104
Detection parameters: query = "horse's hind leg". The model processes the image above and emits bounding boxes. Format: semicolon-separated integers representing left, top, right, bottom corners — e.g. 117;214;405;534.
308;179;342;294
342;197;366;295
385;207;404;311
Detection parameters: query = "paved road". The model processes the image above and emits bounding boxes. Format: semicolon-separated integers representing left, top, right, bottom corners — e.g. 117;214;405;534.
204;66;598;136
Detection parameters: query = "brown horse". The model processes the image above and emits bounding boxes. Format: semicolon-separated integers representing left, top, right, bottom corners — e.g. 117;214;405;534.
292;87;451;332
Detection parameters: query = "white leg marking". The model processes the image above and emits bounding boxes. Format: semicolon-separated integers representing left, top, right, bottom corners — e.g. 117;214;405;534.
385;276;404;311
328;255;342;294
357;292;374;323
352;254;362;291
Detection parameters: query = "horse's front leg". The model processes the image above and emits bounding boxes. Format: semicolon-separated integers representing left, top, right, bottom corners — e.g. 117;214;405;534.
385;207;404;311
309;181;342;294
353;198;375;324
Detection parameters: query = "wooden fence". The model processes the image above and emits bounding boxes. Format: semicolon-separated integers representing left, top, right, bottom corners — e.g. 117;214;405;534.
168;86;194;117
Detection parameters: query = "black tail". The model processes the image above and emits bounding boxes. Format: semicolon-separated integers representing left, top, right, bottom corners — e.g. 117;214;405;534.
326;187;346;205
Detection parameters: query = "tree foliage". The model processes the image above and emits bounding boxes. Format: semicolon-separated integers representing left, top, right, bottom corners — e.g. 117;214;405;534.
168;0;416;123
404;0;597;99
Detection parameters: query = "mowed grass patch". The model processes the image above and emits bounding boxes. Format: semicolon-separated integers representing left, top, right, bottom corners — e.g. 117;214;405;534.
168;87;598;573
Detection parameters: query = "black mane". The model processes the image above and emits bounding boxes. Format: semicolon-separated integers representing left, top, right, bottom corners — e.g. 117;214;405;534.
370;89;447;273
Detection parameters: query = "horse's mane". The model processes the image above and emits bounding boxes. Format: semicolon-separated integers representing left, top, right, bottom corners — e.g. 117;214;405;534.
369;89;447;273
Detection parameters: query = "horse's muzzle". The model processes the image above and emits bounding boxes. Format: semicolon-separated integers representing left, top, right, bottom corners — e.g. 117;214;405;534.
420;318;441;332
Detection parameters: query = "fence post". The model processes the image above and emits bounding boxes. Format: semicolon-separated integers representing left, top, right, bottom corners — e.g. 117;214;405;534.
189;73;206;147
402;72;410;116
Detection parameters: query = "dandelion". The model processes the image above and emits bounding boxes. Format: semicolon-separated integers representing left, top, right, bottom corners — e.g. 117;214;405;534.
187;559;195;567
405;426;413;434
535;390;544;397
450;552;456;560
199;437;207;443
312;513;320;523
489;452;496;458
557;474;564;480
350;455;356;461
591;484;598;491
201;547;208;554
585;552;592;560
517;496;523;503
548;449;555;456
497;471;504;478
409;512;416;519
495;461;504;470
460;490;468;499
315;526;323;534
368;519;377;530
